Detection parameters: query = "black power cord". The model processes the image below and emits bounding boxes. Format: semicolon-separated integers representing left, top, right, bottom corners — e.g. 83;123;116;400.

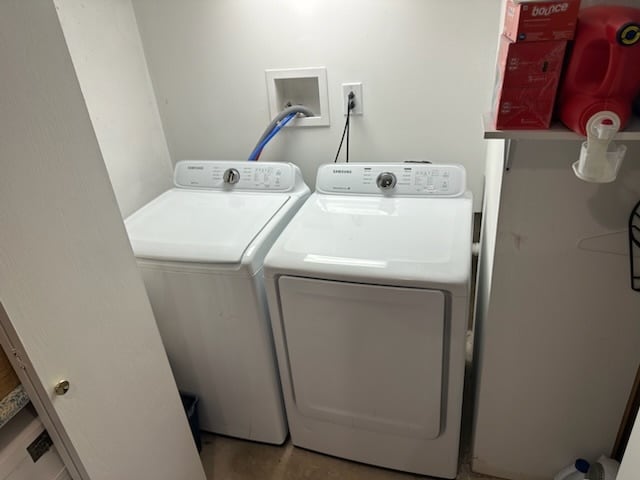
630;199;640;291
334;92;356;163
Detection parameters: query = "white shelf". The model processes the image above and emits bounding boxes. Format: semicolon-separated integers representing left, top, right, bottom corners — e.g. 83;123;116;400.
483;112;640;141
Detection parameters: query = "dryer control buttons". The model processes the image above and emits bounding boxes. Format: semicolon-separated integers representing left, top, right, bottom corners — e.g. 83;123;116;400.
223;168;240;184
376;172;397;191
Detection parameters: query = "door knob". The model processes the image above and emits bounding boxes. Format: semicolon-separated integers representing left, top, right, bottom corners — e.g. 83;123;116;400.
54;380;70;396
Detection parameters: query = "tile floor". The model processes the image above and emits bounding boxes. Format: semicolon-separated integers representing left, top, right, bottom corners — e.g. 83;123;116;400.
199;433;501;480
199;361;502;480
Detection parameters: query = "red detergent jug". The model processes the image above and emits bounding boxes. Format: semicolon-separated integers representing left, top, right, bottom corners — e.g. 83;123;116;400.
558;5;640;136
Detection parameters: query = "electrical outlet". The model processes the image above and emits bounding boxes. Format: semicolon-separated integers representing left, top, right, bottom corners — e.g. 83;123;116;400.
342;83;363;116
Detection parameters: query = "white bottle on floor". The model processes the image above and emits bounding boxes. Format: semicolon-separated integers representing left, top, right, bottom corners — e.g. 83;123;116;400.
587;455;620;480
554;459;589;480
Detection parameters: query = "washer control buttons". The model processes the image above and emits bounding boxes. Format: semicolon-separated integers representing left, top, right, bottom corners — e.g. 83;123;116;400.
376;172;397;191
223;168;240;184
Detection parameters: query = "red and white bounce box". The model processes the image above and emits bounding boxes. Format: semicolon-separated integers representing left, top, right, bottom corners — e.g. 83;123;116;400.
493;37;567;129
504;0;581;42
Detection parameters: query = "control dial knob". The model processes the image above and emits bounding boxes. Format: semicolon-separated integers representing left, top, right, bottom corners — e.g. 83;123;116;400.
376;172;397;191
223;168;240;185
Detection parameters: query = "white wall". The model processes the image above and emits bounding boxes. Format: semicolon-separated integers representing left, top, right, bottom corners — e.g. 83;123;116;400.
131;0;501;211
55;0;173;218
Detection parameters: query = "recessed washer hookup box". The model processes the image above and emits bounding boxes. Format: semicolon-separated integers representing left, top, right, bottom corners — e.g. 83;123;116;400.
504;0;581;42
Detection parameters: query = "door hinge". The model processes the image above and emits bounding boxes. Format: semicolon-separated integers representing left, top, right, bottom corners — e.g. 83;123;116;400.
11;349;26;370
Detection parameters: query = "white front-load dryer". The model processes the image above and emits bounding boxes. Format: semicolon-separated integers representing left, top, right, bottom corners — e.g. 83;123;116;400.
125;161;310;444
264;163;472;477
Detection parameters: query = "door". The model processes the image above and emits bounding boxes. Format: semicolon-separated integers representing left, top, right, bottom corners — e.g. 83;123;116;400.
619;410;640;479
0;2;205;479
279;276;446;439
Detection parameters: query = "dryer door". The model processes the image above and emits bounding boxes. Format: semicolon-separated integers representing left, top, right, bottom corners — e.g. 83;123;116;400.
278;276;445;440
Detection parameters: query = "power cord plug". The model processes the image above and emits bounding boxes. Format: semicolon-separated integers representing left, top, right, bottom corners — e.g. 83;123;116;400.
335;92;356;163
348;91;356;112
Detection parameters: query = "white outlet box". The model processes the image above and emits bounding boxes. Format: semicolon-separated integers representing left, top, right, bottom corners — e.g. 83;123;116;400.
342;82;363;116
265;67;330;127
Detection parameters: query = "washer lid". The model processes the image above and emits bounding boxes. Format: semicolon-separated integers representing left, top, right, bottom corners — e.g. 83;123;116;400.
265;192;472;289
125;189;291;263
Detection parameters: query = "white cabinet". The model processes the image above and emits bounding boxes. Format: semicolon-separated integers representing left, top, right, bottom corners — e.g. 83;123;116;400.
0;408;69;480
471;133;640;479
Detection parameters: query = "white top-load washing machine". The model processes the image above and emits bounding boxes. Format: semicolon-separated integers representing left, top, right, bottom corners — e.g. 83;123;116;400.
264;163;472;478
125;160;310;444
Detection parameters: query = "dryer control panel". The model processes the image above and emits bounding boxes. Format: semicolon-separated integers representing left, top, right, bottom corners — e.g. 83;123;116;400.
316;163;466;197
174;161;297;191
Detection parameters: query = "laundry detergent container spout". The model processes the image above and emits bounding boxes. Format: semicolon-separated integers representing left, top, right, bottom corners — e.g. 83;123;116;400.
558;5;640;136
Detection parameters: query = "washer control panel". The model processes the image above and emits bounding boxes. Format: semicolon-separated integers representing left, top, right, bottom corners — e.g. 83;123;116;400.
316;163;466;197
174;161;295;191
